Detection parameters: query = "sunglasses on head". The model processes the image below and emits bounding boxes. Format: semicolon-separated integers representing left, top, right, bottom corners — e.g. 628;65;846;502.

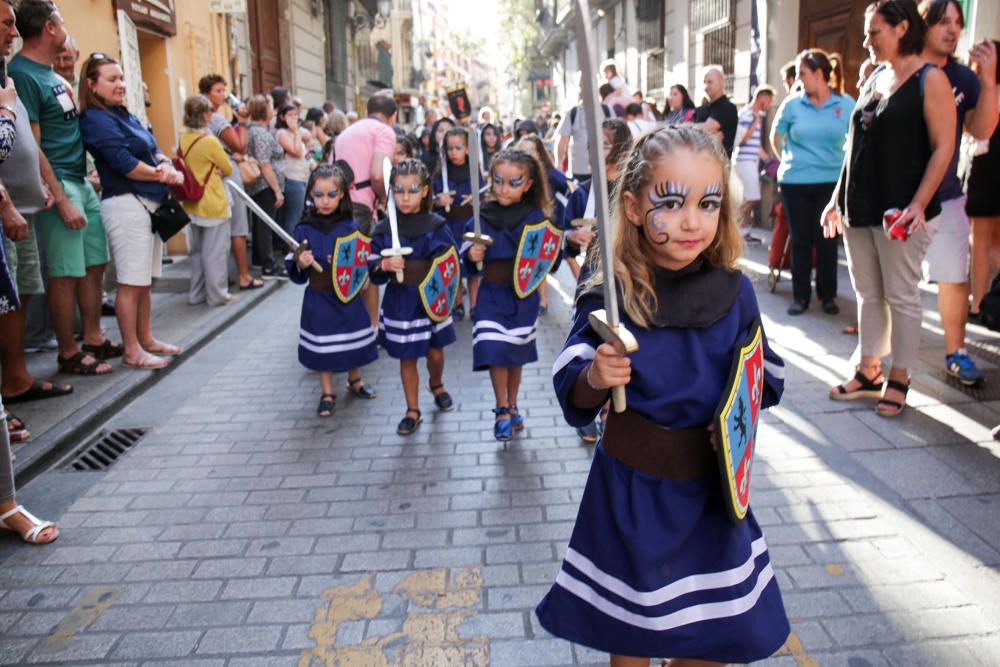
392;183;423;194
89;52;111;62
311;188;340;199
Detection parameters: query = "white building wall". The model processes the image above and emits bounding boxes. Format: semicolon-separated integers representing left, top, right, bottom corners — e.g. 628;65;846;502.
288;0;327;106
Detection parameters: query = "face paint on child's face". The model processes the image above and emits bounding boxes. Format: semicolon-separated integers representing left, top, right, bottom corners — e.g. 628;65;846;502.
446;137;468;164
310;177;343;214
491;163;530;207
393;174;427;214
632;148;724;270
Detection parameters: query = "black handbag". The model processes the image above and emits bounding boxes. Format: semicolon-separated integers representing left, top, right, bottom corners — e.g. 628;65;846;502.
148;195;191;242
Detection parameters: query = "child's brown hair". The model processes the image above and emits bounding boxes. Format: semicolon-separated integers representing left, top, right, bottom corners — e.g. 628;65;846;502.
586;126;742;329
488;149;553;219
305;163;353;218
391;158;434;213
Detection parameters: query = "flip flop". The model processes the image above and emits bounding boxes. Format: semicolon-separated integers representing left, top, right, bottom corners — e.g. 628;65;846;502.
122;353;169;370
142;341;183;356
2;379;74;404
240;279;265;290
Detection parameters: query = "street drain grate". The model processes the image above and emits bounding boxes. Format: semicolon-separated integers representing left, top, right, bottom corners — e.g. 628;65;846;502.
926;369;1000;401
62;428;148;472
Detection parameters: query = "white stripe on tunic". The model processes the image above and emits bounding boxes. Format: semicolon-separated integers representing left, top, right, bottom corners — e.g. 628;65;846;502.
473;331;538;346
381;314;432;330
554;562;775;632
551;343;597;377
299;329;377;354
764;359;785;380
473;320;536;337
300;327;376;344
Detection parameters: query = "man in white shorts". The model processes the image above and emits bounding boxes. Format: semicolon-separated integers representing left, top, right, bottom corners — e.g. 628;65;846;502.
733;86;775;244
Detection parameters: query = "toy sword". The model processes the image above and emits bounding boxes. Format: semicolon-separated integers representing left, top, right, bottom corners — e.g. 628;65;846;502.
380;157;413;283
228;181;322;273
439;139;456;213
463;126;493;271
573;0;638;413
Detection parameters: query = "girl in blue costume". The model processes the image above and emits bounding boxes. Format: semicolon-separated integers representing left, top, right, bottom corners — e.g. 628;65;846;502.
433;127;484;320
536;127;789;665
285;163;378;417
370;158;459;435
515;134;572;314
465;149;559;443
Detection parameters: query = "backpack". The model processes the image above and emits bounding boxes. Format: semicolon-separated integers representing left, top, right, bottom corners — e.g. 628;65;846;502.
170;133;212;202
569;103;612;128
979;273;1000;332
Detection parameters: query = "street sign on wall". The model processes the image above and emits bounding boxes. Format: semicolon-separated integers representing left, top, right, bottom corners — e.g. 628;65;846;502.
115;0;177;37
209;0;247;12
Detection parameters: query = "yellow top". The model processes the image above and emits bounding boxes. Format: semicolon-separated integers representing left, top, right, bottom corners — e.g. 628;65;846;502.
178;130;233;220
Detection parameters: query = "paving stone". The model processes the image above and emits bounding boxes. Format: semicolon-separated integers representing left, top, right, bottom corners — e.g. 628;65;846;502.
111;631;202;659
25;633;119;662
164;601;252;628
196;625;283;654
220;577;298;600
145;581;223;604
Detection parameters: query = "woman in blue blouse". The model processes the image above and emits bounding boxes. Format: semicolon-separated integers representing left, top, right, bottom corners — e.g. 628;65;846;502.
79;54;184;370
771;49;855;316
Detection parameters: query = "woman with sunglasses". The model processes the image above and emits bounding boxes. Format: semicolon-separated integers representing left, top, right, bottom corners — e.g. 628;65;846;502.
771;48;855;317
78;53;184;370
822;0;956;418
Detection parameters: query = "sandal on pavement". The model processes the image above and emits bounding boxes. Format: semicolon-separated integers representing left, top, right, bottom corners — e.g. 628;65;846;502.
453;304;465;321
240;278;265;290
509;404;525;432
123;353;169;370
346;378;377;399
493;407;512;442
429;383;454;412
57;352;113;376
2;379;73;404
397;408;422;435
0;505;59;545
830;369;884;401
876;379;910;418
317;394;336;417
142;341;182;356
81;339;124;360
4;413;29;443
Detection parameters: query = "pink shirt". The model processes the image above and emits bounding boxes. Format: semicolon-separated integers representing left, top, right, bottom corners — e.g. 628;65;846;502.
334;117;396;210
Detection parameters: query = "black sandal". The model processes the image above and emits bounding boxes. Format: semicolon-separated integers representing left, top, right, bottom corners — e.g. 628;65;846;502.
830;368;884;401
397;408;422;435
346;377;377;399
429;383;454;412
876;379;910;418
4;412;29;443
317;394;336;417
81;339;124;360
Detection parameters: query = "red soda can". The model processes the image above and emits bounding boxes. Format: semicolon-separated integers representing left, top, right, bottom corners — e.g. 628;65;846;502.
883;208;909;240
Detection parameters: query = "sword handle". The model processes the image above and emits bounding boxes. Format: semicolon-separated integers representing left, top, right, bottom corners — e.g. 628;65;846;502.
396;270;404;283
611;386;627;414
475;261;483;272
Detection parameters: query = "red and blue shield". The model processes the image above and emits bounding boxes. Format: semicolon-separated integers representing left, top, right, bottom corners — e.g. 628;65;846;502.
419;246;461;323
714;320;765;523
514;218;563;299
332;231;371;304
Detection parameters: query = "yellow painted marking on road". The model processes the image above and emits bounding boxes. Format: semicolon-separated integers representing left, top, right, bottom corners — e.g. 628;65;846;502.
300;567;487;666
776;631;821;667
40;586;120;654
825;564;845;576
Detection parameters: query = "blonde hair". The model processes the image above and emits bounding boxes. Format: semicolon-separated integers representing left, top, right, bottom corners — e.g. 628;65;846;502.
585;125;742;329
182;94;212;130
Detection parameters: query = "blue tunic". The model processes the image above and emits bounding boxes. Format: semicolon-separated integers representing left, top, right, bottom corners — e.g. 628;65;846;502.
548;166;572;226
462;203;560;371
284;215;378;373
369;213;458;359
433;163;485;244
536;271;790;661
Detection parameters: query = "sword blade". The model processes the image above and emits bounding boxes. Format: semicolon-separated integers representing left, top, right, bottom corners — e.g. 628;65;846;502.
440;139;449;186
228;182;322;273
573;0;620;330
382;157;402;250
468;127;483;238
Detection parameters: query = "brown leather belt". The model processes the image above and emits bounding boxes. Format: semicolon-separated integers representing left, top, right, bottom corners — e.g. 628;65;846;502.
395;259;430;286
308;271;334;292
446;202;473;220
482;259;513;286
601;408;716;480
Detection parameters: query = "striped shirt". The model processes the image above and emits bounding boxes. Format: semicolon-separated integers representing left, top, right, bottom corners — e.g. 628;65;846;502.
735;108;762;163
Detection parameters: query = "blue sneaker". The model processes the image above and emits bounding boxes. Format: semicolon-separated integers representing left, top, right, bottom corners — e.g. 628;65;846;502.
493;407;512;442
509;404;524;431
945;349;985;387
576;420;598;443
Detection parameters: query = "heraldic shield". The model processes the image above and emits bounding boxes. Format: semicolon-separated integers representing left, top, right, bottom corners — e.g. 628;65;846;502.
713;320;765;524
332;231;371;304
419;246;461;323
513;218;563;299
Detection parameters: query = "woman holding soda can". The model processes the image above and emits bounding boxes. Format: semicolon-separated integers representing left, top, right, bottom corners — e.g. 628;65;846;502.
821;0;955;417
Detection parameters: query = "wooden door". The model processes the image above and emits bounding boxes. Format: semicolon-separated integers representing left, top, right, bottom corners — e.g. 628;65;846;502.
799;0;869;98
248;0;282;94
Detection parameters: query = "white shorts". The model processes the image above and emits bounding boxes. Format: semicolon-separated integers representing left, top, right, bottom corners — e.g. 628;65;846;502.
734;159;761;202
922;196;970;284
99;194;163;287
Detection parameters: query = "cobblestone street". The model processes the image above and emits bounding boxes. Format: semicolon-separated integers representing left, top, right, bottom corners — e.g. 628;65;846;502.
1;244;999;666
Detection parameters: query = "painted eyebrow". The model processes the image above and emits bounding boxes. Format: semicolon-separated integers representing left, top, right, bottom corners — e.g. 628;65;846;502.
703;182;722;197
651;180;691;200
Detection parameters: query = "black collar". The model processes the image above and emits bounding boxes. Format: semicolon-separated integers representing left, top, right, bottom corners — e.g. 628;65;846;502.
300;210;349;235
446;160;471;183
374;212;446;238
480;200;534;231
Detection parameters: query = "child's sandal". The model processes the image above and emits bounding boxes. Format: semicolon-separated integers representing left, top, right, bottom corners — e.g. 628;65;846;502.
830;368;884;401
876;379;910;418
397;408;422;435
493;407;512;442
346;377;377;399
509;404;524;432
317;394;336;417
429;383;454;412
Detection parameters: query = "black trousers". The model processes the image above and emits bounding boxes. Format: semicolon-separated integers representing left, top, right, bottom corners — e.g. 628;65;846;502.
250;188;278;268
780;182;839;305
